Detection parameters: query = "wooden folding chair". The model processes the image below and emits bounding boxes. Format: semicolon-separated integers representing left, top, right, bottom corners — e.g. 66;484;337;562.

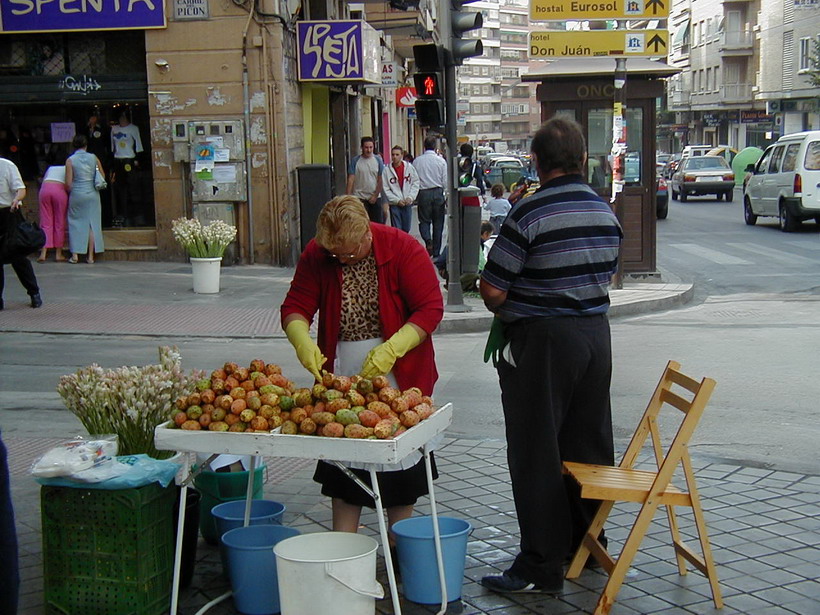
564;360;723;615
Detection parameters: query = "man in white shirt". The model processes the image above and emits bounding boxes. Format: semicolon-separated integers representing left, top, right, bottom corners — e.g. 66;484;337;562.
346;136;385;223
0;155;41;310
411;135;448;257
110;112;144;226
382;146;420;233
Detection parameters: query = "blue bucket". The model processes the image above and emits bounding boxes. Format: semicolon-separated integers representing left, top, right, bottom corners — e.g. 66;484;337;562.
392;516;472;604
213;500;286;575
222;524;300;615
212;499;286;533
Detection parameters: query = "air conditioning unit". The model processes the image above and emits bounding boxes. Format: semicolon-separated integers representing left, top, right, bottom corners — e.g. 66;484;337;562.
766;100;781;114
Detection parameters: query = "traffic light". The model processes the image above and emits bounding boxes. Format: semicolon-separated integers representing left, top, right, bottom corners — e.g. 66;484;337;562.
413;44;445;127
450;1;483;65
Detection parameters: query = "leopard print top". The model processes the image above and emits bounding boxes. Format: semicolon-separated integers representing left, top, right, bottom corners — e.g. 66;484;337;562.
339;252;381;341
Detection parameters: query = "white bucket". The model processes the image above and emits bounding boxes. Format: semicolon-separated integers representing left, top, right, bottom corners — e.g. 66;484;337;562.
273;532;384;615
190;257;222;294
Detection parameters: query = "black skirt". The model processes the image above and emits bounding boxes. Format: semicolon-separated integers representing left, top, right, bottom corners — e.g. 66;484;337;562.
313;454;438;509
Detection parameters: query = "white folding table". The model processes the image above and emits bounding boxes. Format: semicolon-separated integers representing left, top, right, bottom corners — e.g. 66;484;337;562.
155;402;454;615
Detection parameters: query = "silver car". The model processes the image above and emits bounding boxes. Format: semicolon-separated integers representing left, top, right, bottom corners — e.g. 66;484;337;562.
670;156;735;202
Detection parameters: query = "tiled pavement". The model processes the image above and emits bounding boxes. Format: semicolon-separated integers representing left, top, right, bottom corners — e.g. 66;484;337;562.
11;437;819;615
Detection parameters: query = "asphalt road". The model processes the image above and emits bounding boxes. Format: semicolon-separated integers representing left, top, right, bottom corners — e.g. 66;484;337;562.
2;188;818;474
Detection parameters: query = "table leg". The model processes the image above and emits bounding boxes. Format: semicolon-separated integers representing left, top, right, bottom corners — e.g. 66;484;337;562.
243;455;257;527
424;445;448;615
169;461;190;615
369;468;403;615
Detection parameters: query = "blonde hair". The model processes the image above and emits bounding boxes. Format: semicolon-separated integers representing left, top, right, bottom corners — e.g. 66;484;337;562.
315;195;371;250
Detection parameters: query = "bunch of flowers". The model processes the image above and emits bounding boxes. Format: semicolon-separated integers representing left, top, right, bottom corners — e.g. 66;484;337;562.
57;346;206;459
171;217;237;258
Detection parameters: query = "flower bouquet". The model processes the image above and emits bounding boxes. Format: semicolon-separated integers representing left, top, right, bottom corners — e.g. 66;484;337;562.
57;346;206;459
171;217;237;259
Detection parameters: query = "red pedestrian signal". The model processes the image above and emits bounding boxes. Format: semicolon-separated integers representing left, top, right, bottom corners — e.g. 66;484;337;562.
413;72;442;100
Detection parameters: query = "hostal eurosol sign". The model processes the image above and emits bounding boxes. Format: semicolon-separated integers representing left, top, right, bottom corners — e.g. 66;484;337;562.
530;0;669;21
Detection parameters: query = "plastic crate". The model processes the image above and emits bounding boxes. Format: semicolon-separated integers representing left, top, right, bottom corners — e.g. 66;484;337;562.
41;483;176;615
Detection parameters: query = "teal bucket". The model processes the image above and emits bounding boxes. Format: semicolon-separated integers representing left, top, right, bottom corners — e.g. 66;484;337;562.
193;464;265;544
392;516;472;604
222;524;300;615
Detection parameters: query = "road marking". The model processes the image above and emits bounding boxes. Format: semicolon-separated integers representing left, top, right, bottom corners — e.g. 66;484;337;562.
669;243;751;264
727;243;818;265
784;240;820;251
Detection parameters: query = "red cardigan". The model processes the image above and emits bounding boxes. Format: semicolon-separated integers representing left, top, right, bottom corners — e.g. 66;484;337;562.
280;223;444;395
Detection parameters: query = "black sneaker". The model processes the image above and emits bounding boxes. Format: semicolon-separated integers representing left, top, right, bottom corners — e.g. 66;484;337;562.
30;293;42;308
481;571;562;595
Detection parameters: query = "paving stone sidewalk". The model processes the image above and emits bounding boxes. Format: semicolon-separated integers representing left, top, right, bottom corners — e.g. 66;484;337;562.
10;437;819;615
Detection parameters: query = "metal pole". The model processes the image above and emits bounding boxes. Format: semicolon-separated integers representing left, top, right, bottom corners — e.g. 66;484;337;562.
444;63;467;309
611;57;627;289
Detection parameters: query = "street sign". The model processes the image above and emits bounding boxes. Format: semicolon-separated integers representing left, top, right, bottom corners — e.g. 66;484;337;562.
530;0;669;21
529;30;668;58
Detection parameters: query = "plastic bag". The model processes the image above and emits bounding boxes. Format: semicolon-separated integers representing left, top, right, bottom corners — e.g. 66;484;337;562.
34;454;182;490
30;435;123;481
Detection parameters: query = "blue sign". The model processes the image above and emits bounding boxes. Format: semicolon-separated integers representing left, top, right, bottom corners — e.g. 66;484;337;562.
297;20;381;84
1;0;166;33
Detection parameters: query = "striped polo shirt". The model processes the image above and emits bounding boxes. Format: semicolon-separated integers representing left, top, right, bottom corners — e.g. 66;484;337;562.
481;173;622;321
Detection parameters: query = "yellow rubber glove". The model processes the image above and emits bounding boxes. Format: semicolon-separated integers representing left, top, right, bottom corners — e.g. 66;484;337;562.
284;319;326;382
360;324;423;379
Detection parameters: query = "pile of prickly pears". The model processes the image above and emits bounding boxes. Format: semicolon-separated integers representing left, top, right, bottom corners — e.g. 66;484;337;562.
169;361;436;439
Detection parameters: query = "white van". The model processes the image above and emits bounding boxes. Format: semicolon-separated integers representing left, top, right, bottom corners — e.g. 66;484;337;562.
743;130;820;231
680;144;715;158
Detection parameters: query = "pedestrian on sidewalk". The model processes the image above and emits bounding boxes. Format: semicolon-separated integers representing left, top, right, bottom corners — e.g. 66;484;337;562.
382;145;419;233
37;163;69;262
346;136;385;224
280;195;443;546
0;152;42;310
412;135;448;258
66;134;105;264
479;117;622;595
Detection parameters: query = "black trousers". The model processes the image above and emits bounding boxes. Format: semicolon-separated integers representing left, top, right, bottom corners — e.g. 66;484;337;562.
497;314;614;587
0;207;39;300
0;430;19;614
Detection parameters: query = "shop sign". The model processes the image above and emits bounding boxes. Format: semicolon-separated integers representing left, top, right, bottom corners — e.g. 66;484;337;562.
297;20;381;84
174;0;209;21
396;87;417;108
703;113;721;127
381;62;398;87
741;110;773;124
1;0;166;33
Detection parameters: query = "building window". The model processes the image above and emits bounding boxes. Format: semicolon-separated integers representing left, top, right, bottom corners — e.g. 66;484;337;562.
799;36;812;72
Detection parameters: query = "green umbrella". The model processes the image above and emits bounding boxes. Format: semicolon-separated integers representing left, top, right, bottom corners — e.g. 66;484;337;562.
732;147;764;186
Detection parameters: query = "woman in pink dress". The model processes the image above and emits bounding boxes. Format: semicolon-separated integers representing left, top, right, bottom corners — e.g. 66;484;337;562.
37;165;68;262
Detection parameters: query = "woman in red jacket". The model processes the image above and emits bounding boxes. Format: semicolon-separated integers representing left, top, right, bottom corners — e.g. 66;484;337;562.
280;195;443;536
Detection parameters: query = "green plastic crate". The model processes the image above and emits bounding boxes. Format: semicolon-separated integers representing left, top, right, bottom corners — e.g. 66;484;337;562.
41;483;176;615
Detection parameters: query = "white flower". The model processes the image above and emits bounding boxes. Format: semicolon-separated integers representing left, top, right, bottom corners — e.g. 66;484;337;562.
171;217;237;258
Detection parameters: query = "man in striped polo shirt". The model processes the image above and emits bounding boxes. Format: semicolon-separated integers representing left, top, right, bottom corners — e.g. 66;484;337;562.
479;117;622;595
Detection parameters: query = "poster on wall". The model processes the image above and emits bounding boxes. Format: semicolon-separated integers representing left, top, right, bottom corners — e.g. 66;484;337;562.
50;122;75;144
1;0;166;33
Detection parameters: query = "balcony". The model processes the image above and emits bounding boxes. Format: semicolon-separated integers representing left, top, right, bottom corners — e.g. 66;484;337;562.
719;83;754;103
718;30;754;56
669;89;691;107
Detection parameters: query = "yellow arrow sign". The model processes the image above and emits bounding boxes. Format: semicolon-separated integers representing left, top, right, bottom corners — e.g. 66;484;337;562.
529;30;669;58
530;0;669;21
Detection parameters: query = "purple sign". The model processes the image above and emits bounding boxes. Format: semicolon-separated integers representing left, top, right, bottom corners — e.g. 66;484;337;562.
297;20;381;83
1;0;166;33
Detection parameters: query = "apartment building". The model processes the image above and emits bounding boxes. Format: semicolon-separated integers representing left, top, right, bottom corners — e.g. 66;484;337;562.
665;0;819;152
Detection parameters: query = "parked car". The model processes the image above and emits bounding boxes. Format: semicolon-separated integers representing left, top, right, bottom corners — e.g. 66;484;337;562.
743;130;820;231
662;153;682;179
656;175;669;219
670;156;735;202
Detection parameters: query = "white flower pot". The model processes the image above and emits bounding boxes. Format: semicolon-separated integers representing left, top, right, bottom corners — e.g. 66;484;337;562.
191;257;222;294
